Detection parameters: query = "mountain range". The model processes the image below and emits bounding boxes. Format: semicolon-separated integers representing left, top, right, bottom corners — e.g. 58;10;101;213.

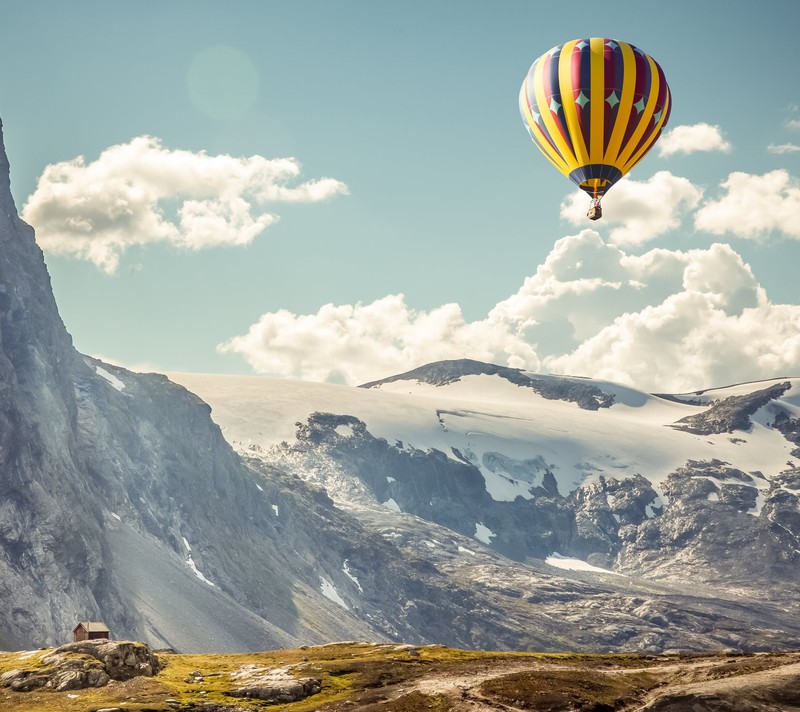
1;116;799;654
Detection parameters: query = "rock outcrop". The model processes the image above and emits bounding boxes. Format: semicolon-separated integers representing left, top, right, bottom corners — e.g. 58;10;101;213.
361;358;615;410
228;664;321;703
0;640;159;692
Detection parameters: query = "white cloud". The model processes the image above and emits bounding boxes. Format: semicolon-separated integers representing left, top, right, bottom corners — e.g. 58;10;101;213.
786;118;800;131
218;295;539;385
694;170;800;239
768;142;800;154
657;123;732;156
23;136;348;272
561;171;703;245
220;230;798;392
545;294;799;393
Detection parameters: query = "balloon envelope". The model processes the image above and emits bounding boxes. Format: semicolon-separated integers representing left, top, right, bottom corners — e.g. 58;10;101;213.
519;38;671;199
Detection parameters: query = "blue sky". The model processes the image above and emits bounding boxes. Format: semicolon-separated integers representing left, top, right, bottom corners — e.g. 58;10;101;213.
1;1;798;390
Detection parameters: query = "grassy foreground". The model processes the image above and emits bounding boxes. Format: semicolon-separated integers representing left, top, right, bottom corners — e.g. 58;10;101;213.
0;641;798;711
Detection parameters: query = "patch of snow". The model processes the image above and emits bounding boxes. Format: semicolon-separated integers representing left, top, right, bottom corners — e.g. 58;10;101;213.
182;537;215;586
612;513;621;522
677;378;800;405
545;552;623;576
695;475;769;516
386;476;396;483
272;504;279;517
256;483;264;491
96;365;125;391
382;497;401;512
110;512;121;521
342;559;363;593
708;492;719;502
458;545;476;556
68;693;79;698
16;650;38;660
186;555;215;586
474;522;496;545
748;489;765;517
335;423;354;437
480;466;535;502
422;540;437;549
319;576;348;609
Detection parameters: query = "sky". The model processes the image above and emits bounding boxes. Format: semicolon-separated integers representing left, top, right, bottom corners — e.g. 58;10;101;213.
0;0;799;392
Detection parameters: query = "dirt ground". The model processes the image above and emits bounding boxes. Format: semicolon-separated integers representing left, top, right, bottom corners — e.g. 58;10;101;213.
334;651;800;711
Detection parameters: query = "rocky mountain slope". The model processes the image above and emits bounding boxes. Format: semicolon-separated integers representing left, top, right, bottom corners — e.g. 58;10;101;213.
170;361;800;653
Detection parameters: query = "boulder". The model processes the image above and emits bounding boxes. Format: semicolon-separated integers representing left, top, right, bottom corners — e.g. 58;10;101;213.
0;640;159;692
228;664;321;703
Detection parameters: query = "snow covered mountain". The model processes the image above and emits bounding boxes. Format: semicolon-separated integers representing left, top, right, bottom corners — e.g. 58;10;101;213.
169;361;800;651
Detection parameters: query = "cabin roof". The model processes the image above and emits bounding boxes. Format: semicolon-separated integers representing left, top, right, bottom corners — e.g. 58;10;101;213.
73;621;110;633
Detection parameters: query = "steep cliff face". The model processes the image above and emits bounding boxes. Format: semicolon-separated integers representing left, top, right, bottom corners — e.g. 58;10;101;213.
0;121;488;652
0;118;119;648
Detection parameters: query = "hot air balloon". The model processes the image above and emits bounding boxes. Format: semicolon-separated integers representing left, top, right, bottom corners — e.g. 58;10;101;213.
519;38;671;220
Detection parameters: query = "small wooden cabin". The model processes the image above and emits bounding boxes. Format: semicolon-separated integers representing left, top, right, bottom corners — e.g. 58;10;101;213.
73;621;110;642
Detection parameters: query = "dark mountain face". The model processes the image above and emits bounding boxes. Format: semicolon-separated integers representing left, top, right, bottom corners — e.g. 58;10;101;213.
0;118;113;648
361;359;615;410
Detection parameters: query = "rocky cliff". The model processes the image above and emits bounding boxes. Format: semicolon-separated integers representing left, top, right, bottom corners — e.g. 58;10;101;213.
0;121;507;653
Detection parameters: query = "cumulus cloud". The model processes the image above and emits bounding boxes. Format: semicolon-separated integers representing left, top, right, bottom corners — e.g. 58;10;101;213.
220;229;798;392
768;142;800;154
561;171;703;245
218;295;540;385
694;170;800;239
22;136;348;272
786;118;800;131
546;295;799;393
657;123;732;156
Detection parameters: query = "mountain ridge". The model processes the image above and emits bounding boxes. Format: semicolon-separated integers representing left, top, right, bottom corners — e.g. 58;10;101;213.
170;364;800;651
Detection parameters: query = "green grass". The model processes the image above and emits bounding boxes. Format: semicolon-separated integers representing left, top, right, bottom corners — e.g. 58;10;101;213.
0;643;796;712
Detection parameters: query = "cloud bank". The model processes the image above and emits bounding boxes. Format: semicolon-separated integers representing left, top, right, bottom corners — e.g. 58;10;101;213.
220;230;800;392
657;123;732;156
23;136;348;272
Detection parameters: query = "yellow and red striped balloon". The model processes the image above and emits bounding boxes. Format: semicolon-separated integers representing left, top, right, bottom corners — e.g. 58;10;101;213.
519;38;671;201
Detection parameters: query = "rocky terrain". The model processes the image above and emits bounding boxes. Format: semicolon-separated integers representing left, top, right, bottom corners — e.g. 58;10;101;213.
0;640;159;693
1;642;798;711
172;362;800;654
